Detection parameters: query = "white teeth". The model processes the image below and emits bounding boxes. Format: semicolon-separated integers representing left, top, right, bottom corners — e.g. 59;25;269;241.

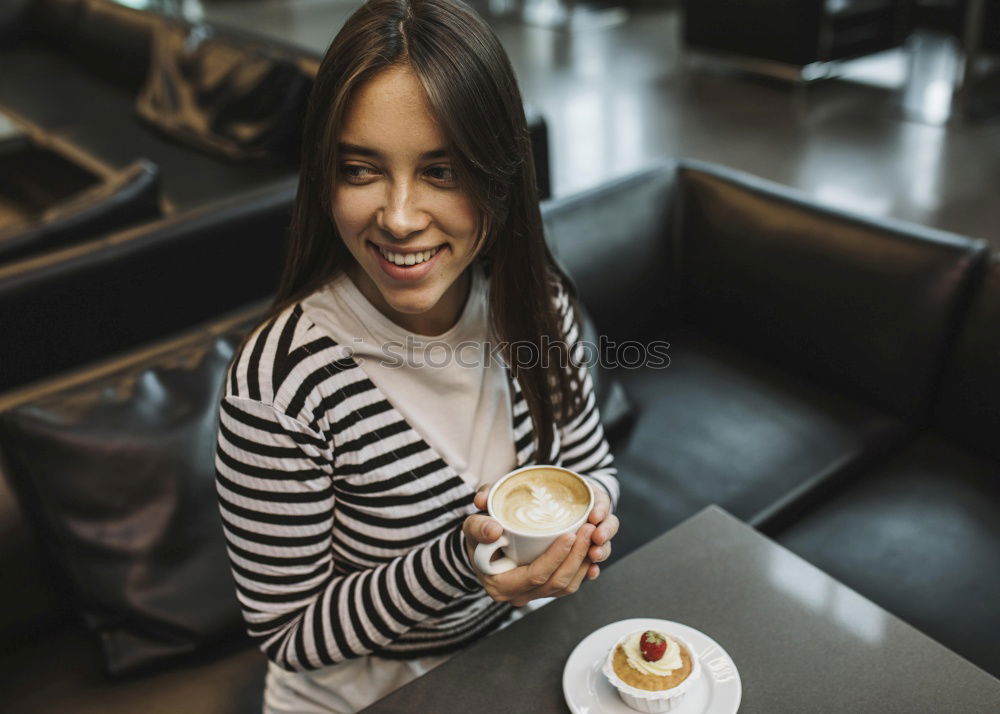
378;245;440;267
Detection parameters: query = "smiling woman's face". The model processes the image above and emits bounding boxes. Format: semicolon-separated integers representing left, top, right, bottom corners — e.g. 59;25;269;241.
331;64;482;336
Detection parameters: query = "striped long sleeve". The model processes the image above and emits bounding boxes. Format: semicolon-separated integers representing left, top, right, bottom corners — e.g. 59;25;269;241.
553;281;621;510
216;394;483;671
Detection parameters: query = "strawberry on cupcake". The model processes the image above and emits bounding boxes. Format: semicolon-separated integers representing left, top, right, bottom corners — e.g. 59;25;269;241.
602;628;701;712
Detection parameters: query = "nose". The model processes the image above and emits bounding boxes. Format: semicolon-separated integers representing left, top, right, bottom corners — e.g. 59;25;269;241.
377;180;430;240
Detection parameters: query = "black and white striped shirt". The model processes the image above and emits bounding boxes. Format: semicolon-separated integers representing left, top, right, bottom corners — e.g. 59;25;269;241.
215;275;619;671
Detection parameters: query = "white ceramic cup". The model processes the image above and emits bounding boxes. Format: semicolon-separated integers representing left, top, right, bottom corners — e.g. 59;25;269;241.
473;465;594;576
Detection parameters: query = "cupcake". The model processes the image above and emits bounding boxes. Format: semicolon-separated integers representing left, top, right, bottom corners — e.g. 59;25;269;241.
602;629;702;712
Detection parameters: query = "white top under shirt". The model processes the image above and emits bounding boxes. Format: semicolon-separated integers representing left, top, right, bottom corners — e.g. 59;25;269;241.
300;261;517;491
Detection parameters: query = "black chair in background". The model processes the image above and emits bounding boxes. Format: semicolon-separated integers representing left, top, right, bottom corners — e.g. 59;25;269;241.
682;0;912;81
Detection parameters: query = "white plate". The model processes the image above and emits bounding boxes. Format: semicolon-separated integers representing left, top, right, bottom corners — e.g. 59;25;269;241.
563;618;742;714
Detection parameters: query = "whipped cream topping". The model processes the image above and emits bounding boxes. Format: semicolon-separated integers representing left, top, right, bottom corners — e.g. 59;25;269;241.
512;484;575;528
623;631;683;676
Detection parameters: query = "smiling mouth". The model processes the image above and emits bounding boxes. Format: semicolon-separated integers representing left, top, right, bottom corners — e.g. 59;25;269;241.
373;243;444;267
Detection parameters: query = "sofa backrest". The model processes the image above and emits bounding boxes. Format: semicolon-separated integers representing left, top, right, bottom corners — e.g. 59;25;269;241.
0;177;296;393
933;254;1000;461
675;161;988;423
541;160;679;342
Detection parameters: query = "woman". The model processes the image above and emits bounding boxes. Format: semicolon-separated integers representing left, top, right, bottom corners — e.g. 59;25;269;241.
214;0;620;711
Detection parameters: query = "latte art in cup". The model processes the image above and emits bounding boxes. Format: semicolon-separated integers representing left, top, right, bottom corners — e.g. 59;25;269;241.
493;468;591;534
474;465;594;575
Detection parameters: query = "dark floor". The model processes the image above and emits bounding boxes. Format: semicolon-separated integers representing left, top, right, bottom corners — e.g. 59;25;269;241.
195;0;1000;249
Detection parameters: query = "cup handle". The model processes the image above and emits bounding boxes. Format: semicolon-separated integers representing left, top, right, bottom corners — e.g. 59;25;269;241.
474;533;517;575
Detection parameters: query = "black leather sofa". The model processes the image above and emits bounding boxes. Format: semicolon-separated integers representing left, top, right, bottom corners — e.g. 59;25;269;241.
2;159;997;713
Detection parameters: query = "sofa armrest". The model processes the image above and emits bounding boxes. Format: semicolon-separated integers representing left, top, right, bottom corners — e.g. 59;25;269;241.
0;159;163;264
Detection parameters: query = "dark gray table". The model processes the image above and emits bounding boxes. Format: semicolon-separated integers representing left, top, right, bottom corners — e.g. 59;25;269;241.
362;506;1000;713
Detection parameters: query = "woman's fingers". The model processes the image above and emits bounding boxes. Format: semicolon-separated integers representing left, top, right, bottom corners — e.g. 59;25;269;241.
542;523;595;593
473;482;493;511
463;514;503;547
530;559;591;606
516;532;577;588
510;528;595;605
476;517;607;605
588;540;612;564
587;486;611;526
591;513;620;547
569;559;592;590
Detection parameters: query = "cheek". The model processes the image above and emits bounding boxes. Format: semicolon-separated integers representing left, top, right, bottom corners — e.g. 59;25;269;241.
331;192;374;236
437;196;481;245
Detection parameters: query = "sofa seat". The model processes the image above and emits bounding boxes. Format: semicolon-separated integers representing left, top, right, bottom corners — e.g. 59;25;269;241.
0;43;293;214
776;435;1000;678
609;328;909;557
0;624;266;714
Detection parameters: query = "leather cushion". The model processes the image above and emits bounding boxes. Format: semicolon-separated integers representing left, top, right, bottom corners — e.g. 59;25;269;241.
676;164;985;423
934;255;1000;461
776;435;1000;678
0;321;259;674
609;327;907;559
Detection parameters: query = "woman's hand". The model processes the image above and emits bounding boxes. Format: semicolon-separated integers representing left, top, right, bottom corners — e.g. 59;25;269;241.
582;479;619;580
463;510;595;607
461;479;619;606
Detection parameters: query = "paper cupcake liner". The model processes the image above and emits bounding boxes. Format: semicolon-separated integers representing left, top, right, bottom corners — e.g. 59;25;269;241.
601;631;703;713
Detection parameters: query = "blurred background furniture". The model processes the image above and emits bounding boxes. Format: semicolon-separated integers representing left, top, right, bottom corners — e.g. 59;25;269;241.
680;0;1000;121
2;159;997;713
0;0;311;215
681;0;913;81
0;0;551;392
902;0;1000;121
0;127;162;264
0;177;297;393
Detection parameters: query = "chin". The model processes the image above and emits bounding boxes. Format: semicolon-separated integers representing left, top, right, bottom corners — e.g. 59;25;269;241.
385;292;441;316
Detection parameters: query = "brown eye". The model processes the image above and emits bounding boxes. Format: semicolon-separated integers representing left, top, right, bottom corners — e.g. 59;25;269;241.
427;166;456;185
342;165;377;182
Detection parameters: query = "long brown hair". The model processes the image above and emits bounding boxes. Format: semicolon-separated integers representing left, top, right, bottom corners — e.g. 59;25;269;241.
266;0;582;460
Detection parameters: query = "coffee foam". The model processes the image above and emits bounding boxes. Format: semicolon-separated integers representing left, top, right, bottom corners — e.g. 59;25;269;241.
493;468;591;534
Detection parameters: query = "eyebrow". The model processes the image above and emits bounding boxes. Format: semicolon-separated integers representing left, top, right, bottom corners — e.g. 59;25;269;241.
338;142;449;160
